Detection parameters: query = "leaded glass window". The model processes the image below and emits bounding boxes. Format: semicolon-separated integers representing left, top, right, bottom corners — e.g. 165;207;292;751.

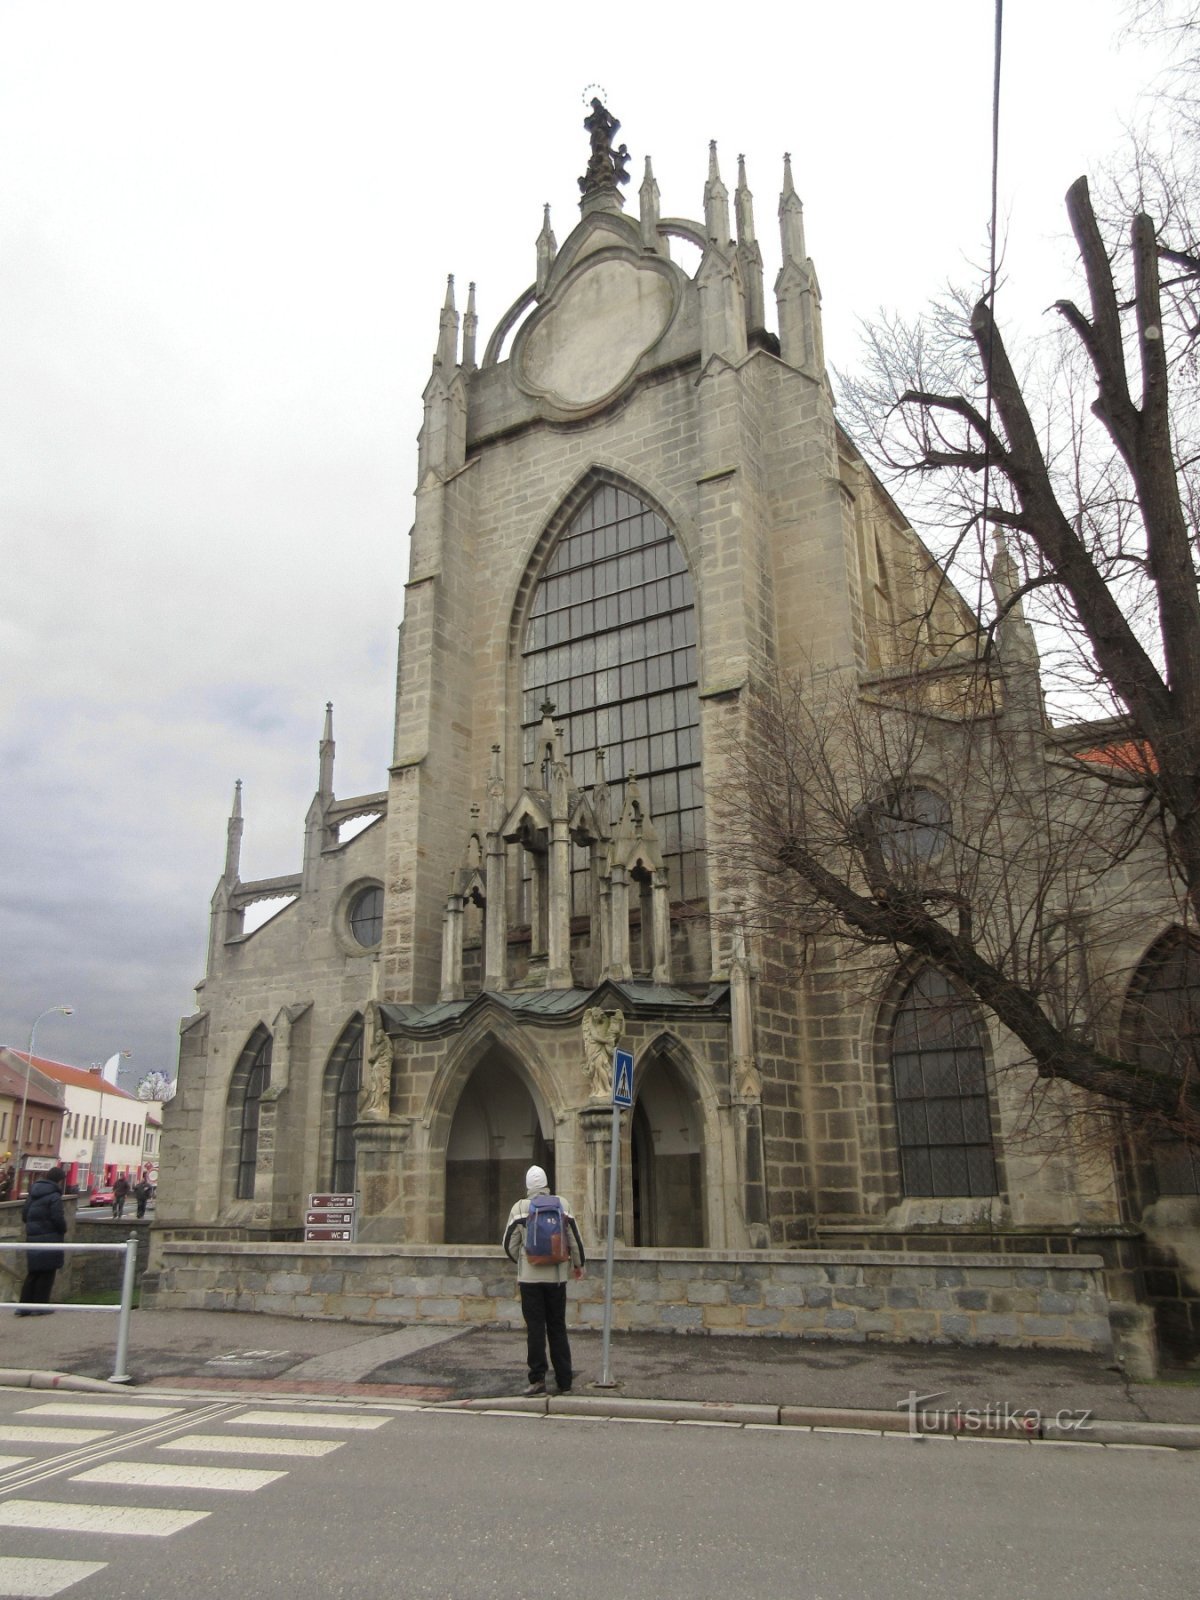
349;885;383;948
332;1023;363;1194
235;1031;271;1201
891;968;998;1198
1128;936;1200;1196
522;484;705;908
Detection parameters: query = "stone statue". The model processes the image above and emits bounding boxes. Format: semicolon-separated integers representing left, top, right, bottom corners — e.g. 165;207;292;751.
582;1006;624;1098
579;99;632;198
359;1003;393;1122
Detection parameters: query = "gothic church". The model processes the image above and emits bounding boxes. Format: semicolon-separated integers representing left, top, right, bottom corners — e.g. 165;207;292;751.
153;104;1199;1362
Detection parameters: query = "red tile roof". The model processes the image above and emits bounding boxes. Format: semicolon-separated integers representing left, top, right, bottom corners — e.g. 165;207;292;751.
2;1050;138;1100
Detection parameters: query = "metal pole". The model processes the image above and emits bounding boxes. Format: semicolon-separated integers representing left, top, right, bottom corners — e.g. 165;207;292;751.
109;1233;138;1384
597;1099;621;1388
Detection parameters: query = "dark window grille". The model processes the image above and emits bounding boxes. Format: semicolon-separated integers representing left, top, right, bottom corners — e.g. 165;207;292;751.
891;968;998;1198
1128;936;1200;1196
332;1025;363;1194
349;885;383;947
522;484;705;910
235;1033;271;1200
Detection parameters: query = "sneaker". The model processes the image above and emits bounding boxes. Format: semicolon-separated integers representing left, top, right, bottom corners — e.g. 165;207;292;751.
557;1384;572;1395
524;1381;546;1396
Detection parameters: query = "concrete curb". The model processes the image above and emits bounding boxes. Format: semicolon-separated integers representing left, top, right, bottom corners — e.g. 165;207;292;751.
3;1369;1199;1448
450;1392;1200;1448
0;1368;118;1394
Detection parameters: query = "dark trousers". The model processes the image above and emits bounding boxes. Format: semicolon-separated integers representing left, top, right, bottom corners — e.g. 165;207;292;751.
520;1282;572;1388
19;1268;57;1306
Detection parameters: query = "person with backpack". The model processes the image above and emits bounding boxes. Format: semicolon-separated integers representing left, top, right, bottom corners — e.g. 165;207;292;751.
502;1165;585;1396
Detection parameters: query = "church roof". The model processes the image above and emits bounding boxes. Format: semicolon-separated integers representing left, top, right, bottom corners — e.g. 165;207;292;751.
380;979;728;1037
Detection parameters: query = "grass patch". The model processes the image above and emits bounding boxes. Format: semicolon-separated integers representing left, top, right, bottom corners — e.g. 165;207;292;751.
64;1286;141;1309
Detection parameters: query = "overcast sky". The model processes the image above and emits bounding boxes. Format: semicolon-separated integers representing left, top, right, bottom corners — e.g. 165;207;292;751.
0;0;1171;1083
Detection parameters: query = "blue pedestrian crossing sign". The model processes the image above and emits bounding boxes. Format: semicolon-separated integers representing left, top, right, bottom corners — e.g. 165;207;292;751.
612;1049;634;1107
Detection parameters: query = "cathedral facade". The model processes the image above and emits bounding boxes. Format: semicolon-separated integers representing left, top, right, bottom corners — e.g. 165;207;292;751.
155;106;1199;1362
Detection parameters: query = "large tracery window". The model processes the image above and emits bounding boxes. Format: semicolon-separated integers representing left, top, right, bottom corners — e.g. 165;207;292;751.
234;1029;271;1201
1126;934;1200;1196
522;483;704;908
890;968;998;1198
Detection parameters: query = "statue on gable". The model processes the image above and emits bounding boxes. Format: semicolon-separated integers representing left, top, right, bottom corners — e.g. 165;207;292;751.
582;1006;625;1098
579;98;631;198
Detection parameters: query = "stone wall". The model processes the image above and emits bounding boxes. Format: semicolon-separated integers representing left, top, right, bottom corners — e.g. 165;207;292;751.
144;1240;1113;1352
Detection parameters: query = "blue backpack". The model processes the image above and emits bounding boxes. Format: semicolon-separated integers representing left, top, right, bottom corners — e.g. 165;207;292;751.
525;1194;570;1266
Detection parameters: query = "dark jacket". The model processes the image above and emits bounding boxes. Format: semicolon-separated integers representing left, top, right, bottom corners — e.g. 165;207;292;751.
22;1177;67;1272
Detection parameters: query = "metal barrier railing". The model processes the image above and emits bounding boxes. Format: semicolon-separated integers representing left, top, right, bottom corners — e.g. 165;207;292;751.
0;1236;139;1384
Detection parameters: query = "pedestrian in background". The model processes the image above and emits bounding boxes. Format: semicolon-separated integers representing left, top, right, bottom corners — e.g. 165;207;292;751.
134;1178;152;1218
17;1166;67;1316
111;1175;129;1219
502;1165;585;1396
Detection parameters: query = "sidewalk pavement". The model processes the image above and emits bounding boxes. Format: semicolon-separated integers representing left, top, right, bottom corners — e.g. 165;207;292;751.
1;1306;1198;1445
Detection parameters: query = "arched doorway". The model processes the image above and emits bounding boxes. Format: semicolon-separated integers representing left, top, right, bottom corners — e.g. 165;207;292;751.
629;1044;705;1246
444;1051;553;1243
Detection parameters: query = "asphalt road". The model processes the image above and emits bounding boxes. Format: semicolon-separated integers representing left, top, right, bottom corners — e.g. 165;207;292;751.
0;1386;1195;1599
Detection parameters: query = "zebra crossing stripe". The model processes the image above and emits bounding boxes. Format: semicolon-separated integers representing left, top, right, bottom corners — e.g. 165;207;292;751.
0;1557;107;1597
233;1409;389;1430
0;1428;111;1446
159;1433;343;1457
0;1500;209;1537
19;1403;184;1423
72;1461;286;1492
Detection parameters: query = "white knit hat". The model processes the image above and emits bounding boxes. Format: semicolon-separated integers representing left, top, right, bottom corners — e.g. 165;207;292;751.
525;1165;549;1191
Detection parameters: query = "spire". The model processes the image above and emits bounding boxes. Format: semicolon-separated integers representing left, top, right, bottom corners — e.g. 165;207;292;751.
735;154;755;243
698;141;746;366
704;141;730;243
774;153;824;380
462;282;478;370
734;154;766;340
778;152;807;265
639;155;661;252
536;205;557;296
223;779;243;882
990;532;1044;724
436;274;459;369
318;701;335;800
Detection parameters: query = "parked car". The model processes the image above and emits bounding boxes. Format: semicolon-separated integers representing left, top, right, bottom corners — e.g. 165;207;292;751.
86;1187;115;1208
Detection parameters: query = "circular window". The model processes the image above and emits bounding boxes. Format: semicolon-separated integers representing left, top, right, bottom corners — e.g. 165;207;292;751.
874;787;950;869
348;885;384;948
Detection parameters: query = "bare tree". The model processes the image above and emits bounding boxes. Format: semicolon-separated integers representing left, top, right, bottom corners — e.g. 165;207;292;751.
716;657;1200;1145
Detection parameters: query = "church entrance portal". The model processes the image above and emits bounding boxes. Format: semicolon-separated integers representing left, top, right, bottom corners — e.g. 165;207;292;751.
444;1053;551;1244
629;1047;705;1247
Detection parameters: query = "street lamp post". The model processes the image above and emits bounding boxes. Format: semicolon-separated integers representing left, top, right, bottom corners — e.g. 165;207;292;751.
15;1004;73;1197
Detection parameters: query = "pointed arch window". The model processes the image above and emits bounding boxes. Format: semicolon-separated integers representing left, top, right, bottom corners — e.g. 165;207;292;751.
522;482;704;908
330;1021;364;1194
890;969;998;1198
234;1030;271;1201
1126;934;1200;1196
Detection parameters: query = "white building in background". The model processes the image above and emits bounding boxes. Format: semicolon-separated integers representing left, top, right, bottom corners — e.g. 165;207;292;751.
5;1050;154;1192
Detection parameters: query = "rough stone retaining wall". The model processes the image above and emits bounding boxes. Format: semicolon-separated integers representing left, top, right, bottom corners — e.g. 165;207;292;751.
144;1241;1114;1351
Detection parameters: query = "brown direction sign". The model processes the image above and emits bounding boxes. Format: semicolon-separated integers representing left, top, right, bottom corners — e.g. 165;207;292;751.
306;1210;353;1226
304;1227;354;1242
309;1194;355;1209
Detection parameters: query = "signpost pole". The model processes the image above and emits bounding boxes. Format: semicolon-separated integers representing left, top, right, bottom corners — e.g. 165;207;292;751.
597;1048;634;1390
